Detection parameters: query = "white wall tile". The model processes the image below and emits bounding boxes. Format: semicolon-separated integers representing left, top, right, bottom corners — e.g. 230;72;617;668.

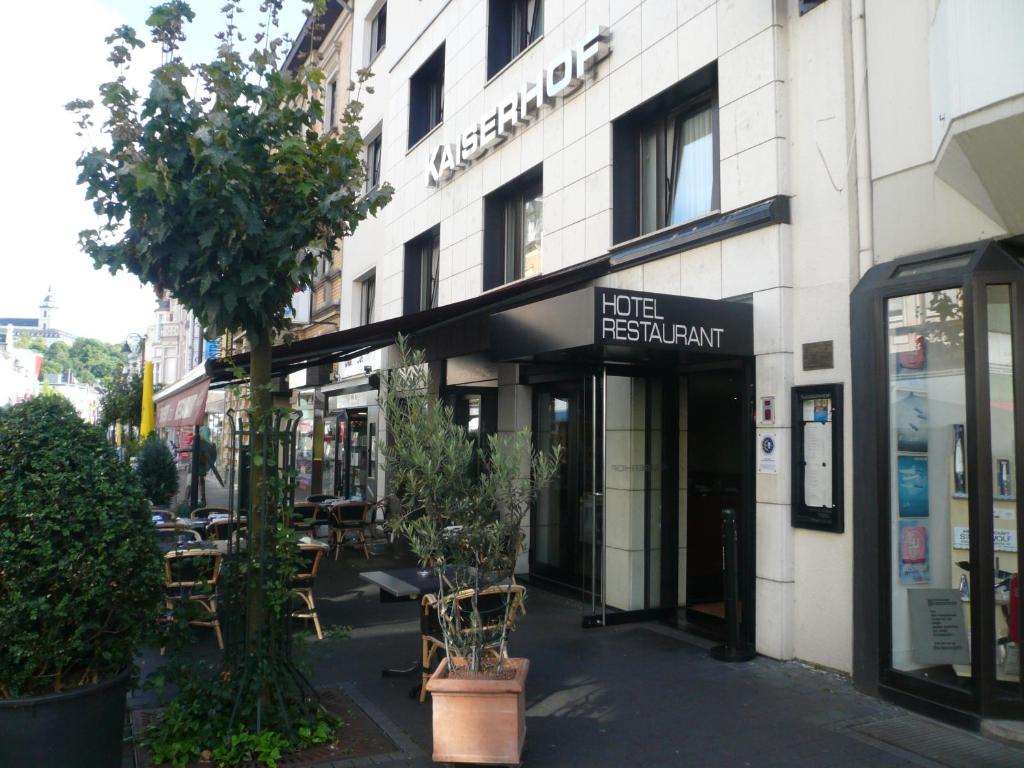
677;5;717;80
641;32;679;100
717;0;775;54
756;502;794;582
609;55;643;118
718;26;778;107
719;137;785;211
755;578;795;659
721;225;783;296
679;241;723;299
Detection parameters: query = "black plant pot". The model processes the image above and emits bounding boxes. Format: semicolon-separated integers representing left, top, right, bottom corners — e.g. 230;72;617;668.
0;667;131;768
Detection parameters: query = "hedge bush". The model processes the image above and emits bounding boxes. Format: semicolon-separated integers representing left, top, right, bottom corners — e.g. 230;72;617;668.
137;434;179;506
0;394;163;698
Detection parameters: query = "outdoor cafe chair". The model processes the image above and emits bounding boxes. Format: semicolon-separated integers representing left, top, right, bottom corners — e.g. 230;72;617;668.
206;516;247;542
190;506;231;521
306;494;339;504
417;583;526;702
327;501;372;560
291;543;326;640
155;523;202;549
163;549;223;650
291;502;320;538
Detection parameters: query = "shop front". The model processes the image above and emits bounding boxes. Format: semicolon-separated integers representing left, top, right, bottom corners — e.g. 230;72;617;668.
853;239;1024;723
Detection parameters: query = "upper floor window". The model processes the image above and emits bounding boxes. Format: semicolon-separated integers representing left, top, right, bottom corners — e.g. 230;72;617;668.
326;79;338;131
612;64;719;244
370;2;387;60
487;0;543;79
359;274;376;325
403;225;440;314
483;166;542;290
366;132;382;190
409;44;445;148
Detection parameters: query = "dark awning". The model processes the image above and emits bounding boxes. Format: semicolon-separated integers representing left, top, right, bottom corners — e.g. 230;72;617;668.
205;253;609;385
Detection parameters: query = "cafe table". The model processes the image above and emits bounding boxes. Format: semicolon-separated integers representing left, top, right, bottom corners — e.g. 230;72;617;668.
358;566;441;602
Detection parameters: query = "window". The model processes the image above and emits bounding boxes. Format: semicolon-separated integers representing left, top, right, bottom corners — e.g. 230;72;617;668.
487;0;543;78
403;226;440;314
359;274;375;325
483;167;542;289
409;44;445;147
326;79;337;131
370;2;387;59
368;132;385;190
612;65;718;244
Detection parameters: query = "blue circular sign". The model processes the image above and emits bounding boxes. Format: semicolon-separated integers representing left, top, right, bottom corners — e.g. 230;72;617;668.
761;436;775;455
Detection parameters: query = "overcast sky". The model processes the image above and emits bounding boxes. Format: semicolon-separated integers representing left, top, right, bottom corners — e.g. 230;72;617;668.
0;0;306;345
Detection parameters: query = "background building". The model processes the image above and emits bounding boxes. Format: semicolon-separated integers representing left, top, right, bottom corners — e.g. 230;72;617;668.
0;286;76;350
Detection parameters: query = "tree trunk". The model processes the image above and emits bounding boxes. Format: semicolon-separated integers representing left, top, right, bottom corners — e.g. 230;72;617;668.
245;331;273;653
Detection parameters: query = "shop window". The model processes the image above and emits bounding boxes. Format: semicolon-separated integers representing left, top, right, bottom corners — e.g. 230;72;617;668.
369;2;387;61
359;273;375;326
409;44;445;148
487;0;543;79
483;166;542;290
403;225;440;314
887;288;972;685
612;64;718;244
366;130;382;190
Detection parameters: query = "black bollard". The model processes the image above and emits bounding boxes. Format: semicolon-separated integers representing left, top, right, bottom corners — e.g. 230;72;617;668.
711;508;756;662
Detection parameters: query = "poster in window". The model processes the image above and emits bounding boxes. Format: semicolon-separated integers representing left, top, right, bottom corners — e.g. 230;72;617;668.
894;390;928;453
897;455;929;517
899;519;930;584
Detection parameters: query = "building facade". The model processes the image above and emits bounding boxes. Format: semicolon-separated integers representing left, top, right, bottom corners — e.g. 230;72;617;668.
146;293;205;388
265;0;1023;723
0;286;76;350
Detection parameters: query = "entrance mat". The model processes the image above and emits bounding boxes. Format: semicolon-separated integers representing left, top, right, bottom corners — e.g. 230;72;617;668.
845;715;1024;768
130;684;421;767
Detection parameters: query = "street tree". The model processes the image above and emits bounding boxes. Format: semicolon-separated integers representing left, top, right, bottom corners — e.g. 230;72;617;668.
68;0;391;758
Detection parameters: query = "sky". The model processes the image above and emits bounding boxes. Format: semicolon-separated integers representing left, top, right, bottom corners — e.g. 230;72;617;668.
0;0;307;345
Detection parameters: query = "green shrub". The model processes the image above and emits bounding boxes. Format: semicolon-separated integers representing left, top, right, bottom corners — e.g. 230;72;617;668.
137;434;179;506
0;394;163;698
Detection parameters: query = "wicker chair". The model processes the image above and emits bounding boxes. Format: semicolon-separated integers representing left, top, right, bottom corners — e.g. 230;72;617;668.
291;543;326;640
328;502;372;560
190;506;231;521
155;524;202;549
163;549;223;649
418;583;526;702
206;516;247;542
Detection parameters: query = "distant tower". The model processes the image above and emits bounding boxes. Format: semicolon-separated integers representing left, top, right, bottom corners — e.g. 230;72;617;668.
39;285;56;330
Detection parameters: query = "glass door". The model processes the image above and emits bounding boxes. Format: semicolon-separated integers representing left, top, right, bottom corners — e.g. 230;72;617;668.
532;384;584;590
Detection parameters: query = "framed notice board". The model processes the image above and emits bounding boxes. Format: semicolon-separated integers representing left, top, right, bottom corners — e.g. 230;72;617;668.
791;384;844;532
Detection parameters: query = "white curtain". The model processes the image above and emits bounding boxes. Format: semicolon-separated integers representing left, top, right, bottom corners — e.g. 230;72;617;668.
670;107;713;226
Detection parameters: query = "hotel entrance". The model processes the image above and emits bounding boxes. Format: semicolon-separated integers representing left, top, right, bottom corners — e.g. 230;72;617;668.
492;286;756;635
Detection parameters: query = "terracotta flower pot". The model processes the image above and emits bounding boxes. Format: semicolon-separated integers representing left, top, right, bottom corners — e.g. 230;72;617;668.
426;657;529;765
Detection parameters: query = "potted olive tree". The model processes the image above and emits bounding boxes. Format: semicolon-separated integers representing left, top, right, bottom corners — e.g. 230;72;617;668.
381;338;558;765
0;395;164;768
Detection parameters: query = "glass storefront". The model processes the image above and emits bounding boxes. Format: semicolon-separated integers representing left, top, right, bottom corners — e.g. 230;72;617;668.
853;239;1024;722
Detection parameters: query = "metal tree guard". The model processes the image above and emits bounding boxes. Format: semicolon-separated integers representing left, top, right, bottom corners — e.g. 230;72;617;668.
217;407;321;738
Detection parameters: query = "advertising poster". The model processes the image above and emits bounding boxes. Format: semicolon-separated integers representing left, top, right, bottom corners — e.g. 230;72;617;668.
897;455;929;517
895;390;929;453
899;519;930;584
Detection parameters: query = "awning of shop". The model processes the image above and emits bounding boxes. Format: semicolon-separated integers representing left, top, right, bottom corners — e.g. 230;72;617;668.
204;252;609;385
154;374;210;428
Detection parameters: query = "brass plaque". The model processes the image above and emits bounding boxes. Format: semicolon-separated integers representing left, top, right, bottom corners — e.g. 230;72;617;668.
802;340;834;371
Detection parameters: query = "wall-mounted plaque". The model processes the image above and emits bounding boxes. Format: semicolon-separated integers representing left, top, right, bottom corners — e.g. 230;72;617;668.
791;384;844;532
802;340;834;371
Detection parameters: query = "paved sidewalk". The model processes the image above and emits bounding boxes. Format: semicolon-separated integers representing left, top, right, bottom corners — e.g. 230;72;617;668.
299;554;1024;768
132;547;1024;767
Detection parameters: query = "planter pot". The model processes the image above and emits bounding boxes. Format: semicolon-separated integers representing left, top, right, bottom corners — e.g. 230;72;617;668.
426;657;529;765
0;667;131;768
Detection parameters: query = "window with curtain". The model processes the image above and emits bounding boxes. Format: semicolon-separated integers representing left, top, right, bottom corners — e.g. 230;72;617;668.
487;0;544;78
611;69;719;244
409;45;445;147
485;169;543;289
370;3;387;59
403;225;441;314
366;132;382;190
360;275;375;326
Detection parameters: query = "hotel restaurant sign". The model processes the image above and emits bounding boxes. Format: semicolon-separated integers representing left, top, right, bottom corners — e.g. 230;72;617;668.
489;288;754;360
424;27;610;186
